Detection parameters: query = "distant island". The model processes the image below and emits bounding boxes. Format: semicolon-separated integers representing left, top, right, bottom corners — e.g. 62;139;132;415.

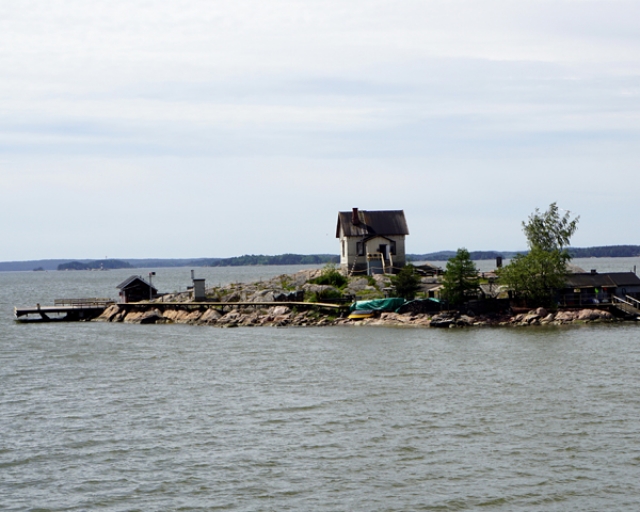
58;259;134;271
1;246;639;272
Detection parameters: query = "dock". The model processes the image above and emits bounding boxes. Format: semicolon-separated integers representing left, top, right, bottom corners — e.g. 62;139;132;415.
14;298;115;322
14;299;348;323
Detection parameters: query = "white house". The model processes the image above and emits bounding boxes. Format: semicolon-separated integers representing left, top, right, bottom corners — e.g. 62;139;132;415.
336;208;409;275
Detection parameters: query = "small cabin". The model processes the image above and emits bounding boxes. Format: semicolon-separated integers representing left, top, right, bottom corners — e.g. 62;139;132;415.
336;208;409;275
116;275;158;303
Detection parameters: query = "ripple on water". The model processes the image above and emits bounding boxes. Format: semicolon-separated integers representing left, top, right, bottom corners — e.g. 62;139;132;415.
2;319;640;510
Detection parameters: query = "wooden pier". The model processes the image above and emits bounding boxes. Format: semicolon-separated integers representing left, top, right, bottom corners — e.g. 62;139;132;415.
15;299;347;323
14;298;115;322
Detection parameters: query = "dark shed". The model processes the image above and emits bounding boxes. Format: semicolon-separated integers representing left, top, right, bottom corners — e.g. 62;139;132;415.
117;275;158;303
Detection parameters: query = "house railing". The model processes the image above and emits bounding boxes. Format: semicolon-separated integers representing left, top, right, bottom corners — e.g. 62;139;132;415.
612;295;640;316
625;295;640;308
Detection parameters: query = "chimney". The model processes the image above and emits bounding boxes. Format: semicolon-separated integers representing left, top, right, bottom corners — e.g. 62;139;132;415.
352;207;360;225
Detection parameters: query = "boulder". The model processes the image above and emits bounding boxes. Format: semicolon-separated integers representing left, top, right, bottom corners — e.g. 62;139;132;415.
139;309;164;324
123;311;144;323
555;310;576;322
346;277;370;293
218;310;241;324
95;304;121;322
577;309;613;321
200;308;223;323
248;290;275;302
430;315;455;328
271;305;291;316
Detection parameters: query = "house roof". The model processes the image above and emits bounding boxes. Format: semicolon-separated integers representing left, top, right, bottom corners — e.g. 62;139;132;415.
564;272;640;289
336;209;409;238
116;275;158;292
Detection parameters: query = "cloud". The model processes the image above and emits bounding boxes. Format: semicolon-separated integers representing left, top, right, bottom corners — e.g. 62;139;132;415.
0;0;639;259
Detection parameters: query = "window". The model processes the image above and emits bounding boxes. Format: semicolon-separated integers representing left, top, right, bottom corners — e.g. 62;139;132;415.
356;241;364;256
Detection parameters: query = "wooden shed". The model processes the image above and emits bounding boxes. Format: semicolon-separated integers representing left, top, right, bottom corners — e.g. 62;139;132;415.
117;275;158;303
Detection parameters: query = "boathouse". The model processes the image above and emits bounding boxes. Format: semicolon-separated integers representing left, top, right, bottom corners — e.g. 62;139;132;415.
558;271;640;306
336;208;409;275
117;276;158;303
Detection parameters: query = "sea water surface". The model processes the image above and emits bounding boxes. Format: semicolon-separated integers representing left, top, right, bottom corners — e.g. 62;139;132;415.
2;259;640;511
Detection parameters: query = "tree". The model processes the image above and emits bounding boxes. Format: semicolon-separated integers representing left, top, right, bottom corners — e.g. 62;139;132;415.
390;264;422;300
500;202;579;307
441;248;480;306
522;202;579;252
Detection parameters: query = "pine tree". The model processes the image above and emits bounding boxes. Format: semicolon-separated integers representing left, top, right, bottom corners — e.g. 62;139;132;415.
442;248;480;306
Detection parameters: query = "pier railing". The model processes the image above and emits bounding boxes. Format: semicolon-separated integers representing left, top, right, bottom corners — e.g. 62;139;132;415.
54;298;115;307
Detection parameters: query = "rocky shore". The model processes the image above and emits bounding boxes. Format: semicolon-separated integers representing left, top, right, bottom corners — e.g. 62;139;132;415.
94;303;622;328
92;268;627;328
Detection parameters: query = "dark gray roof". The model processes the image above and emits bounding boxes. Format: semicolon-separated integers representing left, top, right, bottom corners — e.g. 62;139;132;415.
336;210;409;238
116;275;158;292
564;272;640;289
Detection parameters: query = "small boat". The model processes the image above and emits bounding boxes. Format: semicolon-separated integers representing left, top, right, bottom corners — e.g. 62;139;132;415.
348;309;375;320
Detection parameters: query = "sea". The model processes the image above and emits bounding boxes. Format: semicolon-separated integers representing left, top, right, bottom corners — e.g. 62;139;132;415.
2;258;640;511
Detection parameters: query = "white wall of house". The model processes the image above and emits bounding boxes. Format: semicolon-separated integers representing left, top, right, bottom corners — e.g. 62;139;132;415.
339;230;406;273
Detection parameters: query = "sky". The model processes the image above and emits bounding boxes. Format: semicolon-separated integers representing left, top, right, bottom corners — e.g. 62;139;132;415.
1;0;639;260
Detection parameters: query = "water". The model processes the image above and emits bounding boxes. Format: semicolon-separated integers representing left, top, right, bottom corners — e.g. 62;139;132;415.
2;259;640;511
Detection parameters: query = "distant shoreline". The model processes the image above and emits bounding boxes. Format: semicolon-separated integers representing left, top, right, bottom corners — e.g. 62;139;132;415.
1;246;640;272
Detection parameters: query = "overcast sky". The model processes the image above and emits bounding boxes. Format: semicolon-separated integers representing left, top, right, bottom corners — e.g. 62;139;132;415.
1;0;639;260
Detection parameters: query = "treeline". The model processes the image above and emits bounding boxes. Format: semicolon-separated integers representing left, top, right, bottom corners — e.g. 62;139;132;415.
568;245;640;258
206;254;339;267
409;251;521;261
410;245;640;262
58;259;133;270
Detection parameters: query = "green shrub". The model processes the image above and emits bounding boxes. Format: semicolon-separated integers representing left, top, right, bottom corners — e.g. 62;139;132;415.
309;264;348;288
390;265;422;300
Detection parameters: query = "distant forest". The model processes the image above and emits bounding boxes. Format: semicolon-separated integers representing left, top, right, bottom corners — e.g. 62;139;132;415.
409;245;640;262
1;246;640;272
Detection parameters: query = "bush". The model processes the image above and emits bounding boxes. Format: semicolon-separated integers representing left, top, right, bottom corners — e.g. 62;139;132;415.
309;264;348;288
308;288;344;303
390;265;422;300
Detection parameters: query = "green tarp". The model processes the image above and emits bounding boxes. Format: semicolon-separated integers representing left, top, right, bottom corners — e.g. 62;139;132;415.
349;298;406;313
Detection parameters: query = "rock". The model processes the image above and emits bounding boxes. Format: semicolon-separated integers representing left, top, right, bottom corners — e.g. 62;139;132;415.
430;315;455;328
346;277;370;293
577;309;613;321
458;315;475;326
218;310;241;324
555;310;576;322
139;309;164;324
522;312;541;324
302;284;338;296
123;311;144;323
200;308;223;323
271;306;291;316
95;304;121;322
248;290;275;302
540;313;555;324
163;309;191;323
184;310;203;323
535;307;548;317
